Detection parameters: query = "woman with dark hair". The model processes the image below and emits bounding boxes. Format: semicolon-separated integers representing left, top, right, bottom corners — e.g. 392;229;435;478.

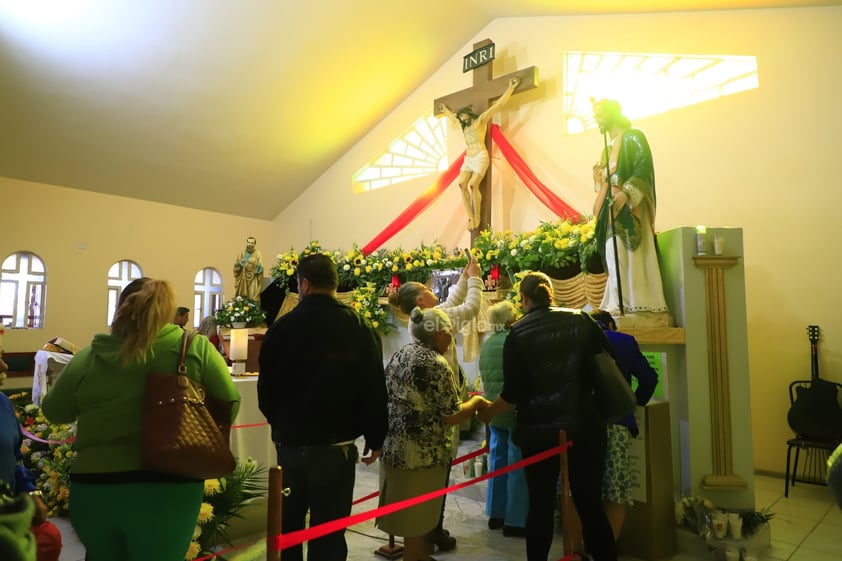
377;307;489;561
589;309;657;540
479;272;617;561
41;278;240;561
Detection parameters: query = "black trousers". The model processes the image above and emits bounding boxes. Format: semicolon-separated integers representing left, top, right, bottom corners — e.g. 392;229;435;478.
518;424;616;561
274;443;358;561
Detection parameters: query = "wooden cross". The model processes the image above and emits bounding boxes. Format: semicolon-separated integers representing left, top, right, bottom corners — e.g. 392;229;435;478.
434;39;538;242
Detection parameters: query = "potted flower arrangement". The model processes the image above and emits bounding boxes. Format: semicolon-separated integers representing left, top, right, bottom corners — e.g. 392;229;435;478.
214;296;266;328
674;494;774;544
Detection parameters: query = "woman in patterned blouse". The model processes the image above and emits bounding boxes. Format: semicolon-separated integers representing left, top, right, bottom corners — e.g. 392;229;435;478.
376;307;490;561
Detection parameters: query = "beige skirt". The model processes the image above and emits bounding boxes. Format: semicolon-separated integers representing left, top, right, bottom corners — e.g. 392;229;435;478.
375;463;448;538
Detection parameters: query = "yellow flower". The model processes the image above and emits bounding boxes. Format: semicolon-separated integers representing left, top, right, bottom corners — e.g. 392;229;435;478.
197;502;214;524
185;540;201;560
372;321;379;328
354;267;361;276
204;479;222;496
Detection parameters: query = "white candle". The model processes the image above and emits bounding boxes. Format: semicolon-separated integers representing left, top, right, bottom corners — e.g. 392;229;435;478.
695;225;707;255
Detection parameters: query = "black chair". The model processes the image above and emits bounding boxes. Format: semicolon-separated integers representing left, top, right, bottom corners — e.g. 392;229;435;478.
785;379;842;497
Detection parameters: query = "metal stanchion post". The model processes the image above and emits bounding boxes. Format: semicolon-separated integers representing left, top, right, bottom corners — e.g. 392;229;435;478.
267;466;283;561
559;430;583;556
374;533;404;559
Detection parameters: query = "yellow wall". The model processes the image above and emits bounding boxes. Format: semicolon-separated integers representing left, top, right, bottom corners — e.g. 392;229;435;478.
1;6;840;477
0;177;272;350
272;7;842;475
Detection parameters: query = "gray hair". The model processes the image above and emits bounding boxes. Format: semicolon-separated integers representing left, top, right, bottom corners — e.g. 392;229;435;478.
409;306;452;346
487;300;517;332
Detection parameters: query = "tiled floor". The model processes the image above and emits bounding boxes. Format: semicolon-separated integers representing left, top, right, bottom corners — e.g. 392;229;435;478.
54;437;841;561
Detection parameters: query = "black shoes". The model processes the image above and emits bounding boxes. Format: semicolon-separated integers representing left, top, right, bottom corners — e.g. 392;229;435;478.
488;517;504;530
502;525;527;538
425;528;457;551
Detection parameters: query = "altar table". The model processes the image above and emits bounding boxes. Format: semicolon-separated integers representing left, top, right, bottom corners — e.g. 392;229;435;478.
230;376;275;471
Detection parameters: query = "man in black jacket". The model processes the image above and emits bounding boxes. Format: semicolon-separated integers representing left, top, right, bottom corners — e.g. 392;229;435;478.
258;253;388;561
479;272;617;561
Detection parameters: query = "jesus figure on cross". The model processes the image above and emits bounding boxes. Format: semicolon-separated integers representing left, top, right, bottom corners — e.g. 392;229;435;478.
439;76;519;231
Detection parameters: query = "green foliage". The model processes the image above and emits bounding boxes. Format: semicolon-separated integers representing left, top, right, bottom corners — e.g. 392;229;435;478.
188;458;268;559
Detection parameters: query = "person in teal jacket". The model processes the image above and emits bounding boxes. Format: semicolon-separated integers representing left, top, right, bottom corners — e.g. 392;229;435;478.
479;300;528;537
42;278;240;561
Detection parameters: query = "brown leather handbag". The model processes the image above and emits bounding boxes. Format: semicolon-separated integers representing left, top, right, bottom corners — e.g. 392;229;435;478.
141;330;236;479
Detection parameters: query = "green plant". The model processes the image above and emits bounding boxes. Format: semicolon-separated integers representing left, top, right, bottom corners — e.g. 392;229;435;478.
738;507;775;536
186;458;267;560
214;296;266;327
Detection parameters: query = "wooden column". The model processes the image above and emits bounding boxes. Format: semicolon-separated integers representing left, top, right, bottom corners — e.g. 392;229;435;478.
693;255;747;490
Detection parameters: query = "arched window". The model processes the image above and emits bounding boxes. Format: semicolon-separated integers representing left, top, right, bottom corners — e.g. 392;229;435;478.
194;267;223;328
0;251;46;329
107;260;143;326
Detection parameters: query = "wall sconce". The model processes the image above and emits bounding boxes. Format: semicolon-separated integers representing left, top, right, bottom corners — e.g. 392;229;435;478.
229;328;248;376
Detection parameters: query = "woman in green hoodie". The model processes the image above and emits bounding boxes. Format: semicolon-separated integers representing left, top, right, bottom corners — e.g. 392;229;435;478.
42;278;240;561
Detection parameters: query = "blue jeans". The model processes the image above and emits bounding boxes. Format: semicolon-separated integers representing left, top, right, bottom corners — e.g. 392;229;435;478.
275;442;358;561
486;425;528;527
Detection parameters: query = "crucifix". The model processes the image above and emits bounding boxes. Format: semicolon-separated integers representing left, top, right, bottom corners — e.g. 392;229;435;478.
434;38;538;242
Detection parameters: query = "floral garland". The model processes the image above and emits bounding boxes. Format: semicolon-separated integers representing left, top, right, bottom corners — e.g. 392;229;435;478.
472;216;598;281
271;242;469;296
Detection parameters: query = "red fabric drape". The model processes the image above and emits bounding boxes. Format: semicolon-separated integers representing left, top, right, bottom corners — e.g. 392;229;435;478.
361;153;465;255
491;124;581;222
362;126;581;254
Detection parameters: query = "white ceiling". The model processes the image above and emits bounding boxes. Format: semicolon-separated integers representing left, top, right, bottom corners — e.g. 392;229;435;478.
0;0;836;220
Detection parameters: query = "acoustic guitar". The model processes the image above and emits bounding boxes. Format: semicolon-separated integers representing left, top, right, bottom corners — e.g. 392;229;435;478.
786;325;842;441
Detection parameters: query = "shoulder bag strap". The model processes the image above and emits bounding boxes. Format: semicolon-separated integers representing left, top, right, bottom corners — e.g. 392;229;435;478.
177;330;197;375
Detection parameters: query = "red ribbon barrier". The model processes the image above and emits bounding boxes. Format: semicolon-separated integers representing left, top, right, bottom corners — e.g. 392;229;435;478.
350;444;490;506
20;426;75;445
351;490;380;506
230;422;269;429
272;441;571;551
